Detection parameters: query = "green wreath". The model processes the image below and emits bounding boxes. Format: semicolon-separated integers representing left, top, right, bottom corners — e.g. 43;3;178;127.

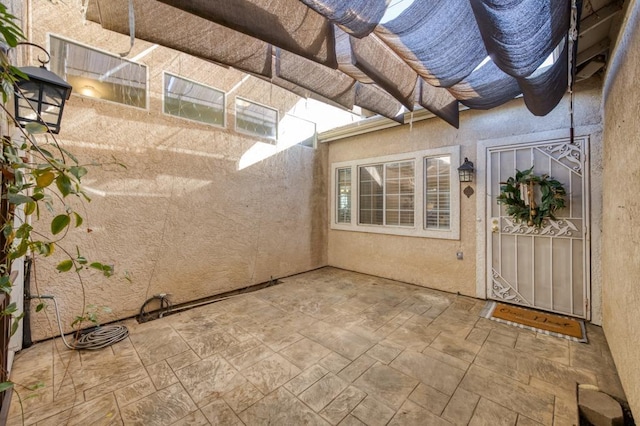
496;166;566;228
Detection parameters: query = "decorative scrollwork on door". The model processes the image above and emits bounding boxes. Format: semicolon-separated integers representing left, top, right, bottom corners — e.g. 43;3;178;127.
541;142;582;175
491;269;530;305
501;217;580;238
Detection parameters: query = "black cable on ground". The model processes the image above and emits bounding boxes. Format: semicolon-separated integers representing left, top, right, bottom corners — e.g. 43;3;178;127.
138;294;172;323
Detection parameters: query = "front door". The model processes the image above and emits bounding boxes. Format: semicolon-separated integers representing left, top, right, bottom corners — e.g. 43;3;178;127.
487;137;589;318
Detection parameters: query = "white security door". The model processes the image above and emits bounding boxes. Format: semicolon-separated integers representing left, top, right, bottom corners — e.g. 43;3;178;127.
487;137;589;318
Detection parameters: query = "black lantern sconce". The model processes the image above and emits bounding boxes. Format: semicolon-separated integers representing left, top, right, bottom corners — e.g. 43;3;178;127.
457;157;475;183
13;42;72;134
458;157;475;198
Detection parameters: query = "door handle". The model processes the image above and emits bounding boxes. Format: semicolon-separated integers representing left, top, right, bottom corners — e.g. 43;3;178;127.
491;217;499;233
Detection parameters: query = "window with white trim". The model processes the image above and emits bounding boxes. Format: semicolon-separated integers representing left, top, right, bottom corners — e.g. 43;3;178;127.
235;97;278;141
425;156;451;230
49;35;148;108
331;146;460;239
163;73;225;127
336;167;352;223
358;161;414;226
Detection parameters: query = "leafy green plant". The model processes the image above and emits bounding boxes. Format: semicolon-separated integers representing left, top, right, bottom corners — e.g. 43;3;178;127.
0;2;122;409
71;304;112;328
496;166;567;227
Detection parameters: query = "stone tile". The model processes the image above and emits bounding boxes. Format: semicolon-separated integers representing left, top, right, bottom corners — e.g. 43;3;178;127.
554;395;578;425
258;330;305;352
371;320;403;339
473;342;531;384
171;409;210;425
366;342;403;364
170;314;220;341
239;387;329;425
114;377;155;407
120;383;197;425
442;386;480;425
388;400;453;426
186;330;238;358
385;325;439;352
466;328;489;346
351;396;396;426
596;372;627;401
338;354;376;382
390;350;466;396
430;333;482;364
284;364;329;395
166;350;200;371
338;415;367;426
200;399;243;425
408;382;451;416
129;323;190;365
486;329;518;348
221;324;255;342
242;353;302;394
34;393;120;426
459;365;554;425
334;299;372;315
6;385;81;426
429;314;477;339
111;337;138;358
319;386;367;425
299;373;350;412
319;351;352;374
175;354;241;404
226;343;274;370
516;415;545;426
553;416;578;426
521;355;598;392
220;338;263;359
469;398;518;426
515;333;570;365
422;347;470;371
146;360;179;389
302;325;375;361
83;365;150;402
353;363;418;410
280;337;332;369
222;378;264;413
528;376;577;401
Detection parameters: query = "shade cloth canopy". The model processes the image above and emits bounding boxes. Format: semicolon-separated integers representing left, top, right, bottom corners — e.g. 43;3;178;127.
86;0;573;128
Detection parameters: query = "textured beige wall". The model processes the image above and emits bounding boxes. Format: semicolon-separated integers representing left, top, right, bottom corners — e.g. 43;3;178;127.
27;1;327;340
328;79;603;299
601;0;640;416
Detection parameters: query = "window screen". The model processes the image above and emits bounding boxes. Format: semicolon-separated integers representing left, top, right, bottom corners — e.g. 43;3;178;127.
164;74;225;126
235;98;278;140
49;35;147;108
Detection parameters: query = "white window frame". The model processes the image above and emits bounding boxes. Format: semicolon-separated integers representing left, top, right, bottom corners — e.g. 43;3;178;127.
330;146;460;239
162;72;226;128
48;33;149;111
235;96;278;142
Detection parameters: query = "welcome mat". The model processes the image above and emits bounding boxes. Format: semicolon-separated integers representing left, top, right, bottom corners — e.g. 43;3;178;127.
480;301;587;343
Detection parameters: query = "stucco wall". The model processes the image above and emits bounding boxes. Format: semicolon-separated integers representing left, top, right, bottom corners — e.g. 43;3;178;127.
27;1;327;340
327;79;603;306
601;0;640;416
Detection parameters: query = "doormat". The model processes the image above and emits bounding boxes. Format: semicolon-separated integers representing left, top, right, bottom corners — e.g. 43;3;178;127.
480;301;587;343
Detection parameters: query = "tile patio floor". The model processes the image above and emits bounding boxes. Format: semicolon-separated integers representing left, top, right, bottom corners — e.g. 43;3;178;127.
7;267;625;425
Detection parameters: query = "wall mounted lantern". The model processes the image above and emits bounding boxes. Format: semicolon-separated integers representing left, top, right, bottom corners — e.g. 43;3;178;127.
13;42;72;134
457;157;475;183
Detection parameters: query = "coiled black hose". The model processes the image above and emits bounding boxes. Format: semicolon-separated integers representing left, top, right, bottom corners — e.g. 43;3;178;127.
138;293;172;323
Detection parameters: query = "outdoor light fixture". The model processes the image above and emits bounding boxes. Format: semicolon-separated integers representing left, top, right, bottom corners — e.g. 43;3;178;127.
13;42;72;134
458;157;475;183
